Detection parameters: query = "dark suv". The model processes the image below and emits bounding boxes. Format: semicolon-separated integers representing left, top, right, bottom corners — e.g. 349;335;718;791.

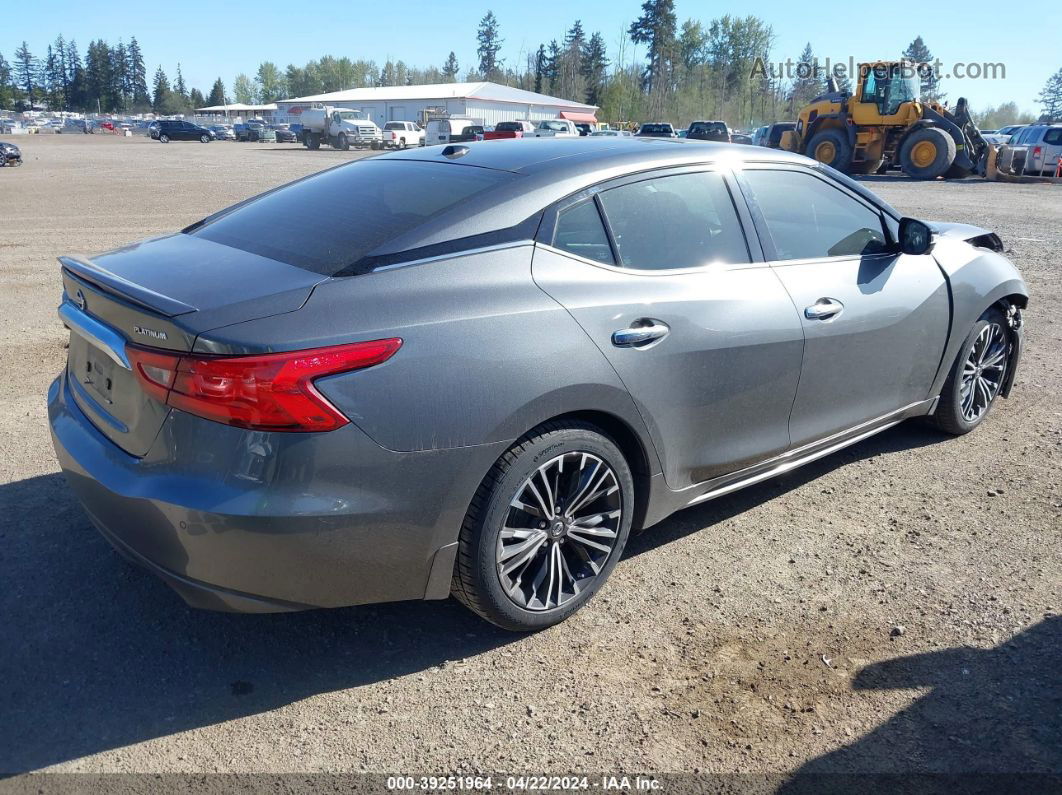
686;120;730;142
152;120;214;143
636;123;676;138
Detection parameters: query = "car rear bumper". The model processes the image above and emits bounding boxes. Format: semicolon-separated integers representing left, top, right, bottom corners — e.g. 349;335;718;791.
49;371;505;613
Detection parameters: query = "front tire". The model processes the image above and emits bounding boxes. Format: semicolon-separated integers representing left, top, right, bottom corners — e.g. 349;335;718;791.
338;133;349;151
806;129;853;172
159;134;170;143
930;308;1010;435
452;421;634;632
899;127;956;180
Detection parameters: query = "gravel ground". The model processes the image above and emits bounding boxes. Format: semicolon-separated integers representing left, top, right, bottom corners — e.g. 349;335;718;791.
1;135;1059;783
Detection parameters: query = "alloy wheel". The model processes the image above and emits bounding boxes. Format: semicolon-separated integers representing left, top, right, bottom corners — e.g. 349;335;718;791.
496;451;622;612
960;322;1007;422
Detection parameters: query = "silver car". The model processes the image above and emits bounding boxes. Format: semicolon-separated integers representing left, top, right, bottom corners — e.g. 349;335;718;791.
49;138;1027;631
1007;123;1062;176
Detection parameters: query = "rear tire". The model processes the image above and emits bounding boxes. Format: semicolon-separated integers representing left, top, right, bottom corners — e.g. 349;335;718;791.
451;421;635;632
899;127;956;179
806;129;853;172
338;133;349;151
929;308;1010;435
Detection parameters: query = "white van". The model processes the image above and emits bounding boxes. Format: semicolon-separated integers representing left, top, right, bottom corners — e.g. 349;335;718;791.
425;118;485;145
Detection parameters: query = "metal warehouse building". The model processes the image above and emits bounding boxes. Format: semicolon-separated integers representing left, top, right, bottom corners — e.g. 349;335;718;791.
273;82;598;129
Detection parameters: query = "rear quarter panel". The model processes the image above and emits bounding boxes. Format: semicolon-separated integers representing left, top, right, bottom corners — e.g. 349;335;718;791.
198;246;661;466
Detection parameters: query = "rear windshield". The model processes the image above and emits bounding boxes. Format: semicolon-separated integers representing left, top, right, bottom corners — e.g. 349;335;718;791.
188;160;512;274
640;124;673;134
496;121;524;131
689;122;726;134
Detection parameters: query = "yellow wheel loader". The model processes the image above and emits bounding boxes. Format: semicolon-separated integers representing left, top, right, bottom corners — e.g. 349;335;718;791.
780;60;988;179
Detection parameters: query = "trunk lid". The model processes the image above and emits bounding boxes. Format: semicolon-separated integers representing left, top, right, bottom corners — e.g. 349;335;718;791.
60;233;328;456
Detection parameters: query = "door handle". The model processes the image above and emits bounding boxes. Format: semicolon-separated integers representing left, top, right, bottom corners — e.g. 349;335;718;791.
804;298;844;320
612;321;670;347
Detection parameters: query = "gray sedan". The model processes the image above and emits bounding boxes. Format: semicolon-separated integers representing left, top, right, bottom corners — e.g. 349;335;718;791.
49;138;1027;631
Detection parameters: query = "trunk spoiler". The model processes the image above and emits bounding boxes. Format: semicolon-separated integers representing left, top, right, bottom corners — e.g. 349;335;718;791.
59;254;196;318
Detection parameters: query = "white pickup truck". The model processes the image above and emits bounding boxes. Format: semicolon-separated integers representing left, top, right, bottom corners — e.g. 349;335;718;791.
299;106;381;150
378;121;425;149
529;119;582;138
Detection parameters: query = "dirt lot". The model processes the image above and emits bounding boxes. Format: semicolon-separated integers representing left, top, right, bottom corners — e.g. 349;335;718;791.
1;135;1059;784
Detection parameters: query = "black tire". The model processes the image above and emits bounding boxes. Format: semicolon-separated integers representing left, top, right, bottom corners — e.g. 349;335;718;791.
159;134;170;143
452;421;635;632
806;129;853;172
338;133;349;151
200;134;210;143
899;127;956;179
930;307;1010;435
308;133;321;150
0;152;6;167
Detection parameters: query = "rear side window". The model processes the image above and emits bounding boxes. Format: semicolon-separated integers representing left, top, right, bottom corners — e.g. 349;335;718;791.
597;172;750;270
742;169;888;260
189;160;512;274
553;200;613;264
1044;128;1062;145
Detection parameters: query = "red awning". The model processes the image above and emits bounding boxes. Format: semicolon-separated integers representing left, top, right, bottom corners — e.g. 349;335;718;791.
560;111;598;124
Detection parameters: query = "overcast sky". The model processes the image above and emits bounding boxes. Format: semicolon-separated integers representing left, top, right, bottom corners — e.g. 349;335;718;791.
11;0;1058;112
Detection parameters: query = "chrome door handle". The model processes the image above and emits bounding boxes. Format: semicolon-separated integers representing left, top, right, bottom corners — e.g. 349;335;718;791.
804;298;844;320
612;322;670;347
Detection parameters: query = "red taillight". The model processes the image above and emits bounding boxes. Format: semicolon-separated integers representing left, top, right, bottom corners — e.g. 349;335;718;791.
1033;146;1043;157
126;339;401;432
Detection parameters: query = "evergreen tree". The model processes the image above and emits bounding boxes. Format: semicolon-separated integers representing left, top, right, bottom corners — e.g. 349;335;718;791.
1037;67;1062;121
53;35;70;109
232;73;255;104
789;42;824;110
581;32;609;106
207;77;227;107
126;37;150;109
546;40;560;94
442;51;460;82
629;0;677;97
152;65;172;114
189;87;205;109
65;39;85;110
0;52;13;109
14;42;38;106
476;10;504;81
174;63;188;101
533;45;546;94
903;36;943;102
83;40;115;112
44;45;62;109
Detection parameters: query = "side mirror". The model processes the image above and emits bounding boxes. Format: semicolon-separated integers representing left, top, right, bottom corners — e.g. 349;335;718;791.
898;217;933;255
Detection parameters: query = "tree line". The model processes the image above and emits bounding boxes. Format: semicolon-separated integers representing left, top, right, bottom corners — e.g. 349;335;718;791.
3;1;1060;127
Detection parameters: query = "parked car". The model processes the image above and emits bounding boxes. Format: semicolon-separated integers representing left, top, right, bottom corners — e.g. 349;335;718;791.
49;139;1027;632
425;117;485;145
731;133;754;145
528;119;581;138
636;122;677;138
234;122;266;142
995;124;1026;142
752;126;769;146
380;121;425;148
591;129;633;137
676;128;688;138
60;119;90;134
1006;123;1062;175
257;126;277;143
270;124;298;143
484;120;537;140
209;125;236;141
764;122;796;149
154;120;214;143
0;140;22;166
574;123;594;136
685;120;730;142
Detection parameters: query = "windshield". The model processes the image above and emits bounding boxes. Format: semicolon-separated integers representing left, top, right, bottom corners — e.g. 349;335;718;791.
886;67;921;113
338;111;366;121
640;124;673;134
541;121;567;131
188;160;513;275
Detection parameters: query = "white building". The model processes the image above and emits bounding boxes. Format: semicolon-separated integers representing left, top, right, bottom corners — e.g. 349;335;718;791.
195;103;278;121
273;82;598;129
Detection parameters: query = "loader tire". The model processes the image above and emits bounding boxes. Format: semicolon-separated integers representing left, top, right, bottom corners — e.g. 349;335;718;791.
806;130;853;172
899;127;956;180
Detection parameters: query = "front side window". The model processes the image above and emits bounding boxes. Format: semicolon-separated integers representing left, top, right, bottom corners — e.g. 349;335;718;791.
597;172;750;271
552;200;613;265
742;169;888;261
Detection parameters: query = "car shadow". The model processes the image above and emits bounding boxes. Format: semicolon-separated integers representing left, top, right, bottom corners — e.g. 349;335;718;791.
1;421;948;773
778;616;1062;792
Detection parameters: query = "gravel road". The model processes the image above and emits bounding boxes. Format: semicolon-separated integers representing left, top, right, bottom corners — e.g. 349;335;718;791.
1;135;1058;783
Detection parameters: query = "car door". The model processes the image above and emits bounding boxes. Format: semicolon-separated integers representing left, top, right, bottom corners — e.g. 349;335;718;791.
735;165;950;447
532;167;805;490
